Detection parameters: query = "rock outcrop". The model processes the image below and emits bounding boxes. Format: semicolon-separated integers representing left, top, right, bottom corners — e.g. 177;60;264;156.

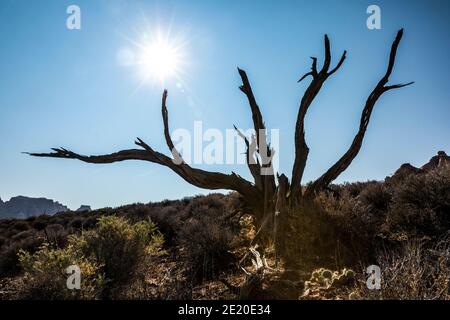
386;151;449;183
76;205;92;212
0;196;69;219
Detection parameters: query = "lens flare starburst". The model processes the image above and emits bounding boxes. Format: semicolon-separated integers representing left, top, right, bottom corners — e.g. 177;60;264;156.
120;26;188;88
137;33;182;83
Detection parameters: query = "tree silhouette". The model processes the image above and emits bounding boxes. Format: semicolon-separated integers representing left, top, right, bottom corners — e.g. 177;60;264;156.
28;29;413;247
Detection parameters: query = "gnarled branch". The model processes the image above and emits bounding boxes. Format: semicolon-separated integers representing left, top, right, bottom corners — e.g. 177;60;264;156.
27;91;263;207
234;125;263;190
291;35;347;194
161;90;183;164
237;68;276;198
305;29;413;197
237;68;267;151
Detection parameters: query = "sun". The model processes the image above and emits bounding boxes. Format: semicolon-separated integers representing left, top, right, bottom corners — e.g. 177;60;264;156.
120;27;187;87
118;24;188;88
138;35;181;83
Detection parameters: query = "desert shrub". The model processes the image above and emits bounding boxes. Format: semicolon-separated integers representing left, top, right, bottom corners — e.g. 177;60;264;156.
82;216;98;229
174;194;241;283
300;182;391;267
0;235;6;247
76;216;164;294
0;232;44;277
359;238;450;300
44;224;69;248
385;168;450;237
113;250;193;300
359;183;391;214
337;181;378;198
18;242;104;300
68;217;84;230
190;194;227;212
31;217;50;231
11;220;30;232
318;182;389;231
316;167;450;263
178;214;236;283
274;201;351;270
13;216;164;299
146;206;181;245
122;204;159;223
11;230;36;241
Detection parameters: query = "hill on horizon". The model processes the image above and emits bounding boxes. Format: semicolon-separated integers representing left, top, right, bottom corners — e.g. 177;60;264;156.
0;196;92;220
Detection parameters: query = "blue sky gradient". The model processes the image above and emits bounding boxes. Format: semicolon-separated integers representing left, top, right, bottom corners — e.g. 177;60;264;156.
0;0;449;209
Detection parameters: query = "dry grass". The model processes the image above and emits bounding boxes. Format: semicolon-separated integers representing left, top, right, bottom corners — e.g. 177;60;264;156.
357;237;450;300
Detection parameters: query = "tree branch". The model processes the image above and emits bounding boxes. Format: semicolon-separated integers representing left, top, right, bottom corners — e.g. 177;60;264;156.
237;67;276;196
328;50;347;76
322;34;332;72
384;81;414;91
161;90;183;164
305;29;413;197
291;35;347;193
237;68;267;150
27;91;263;207
298;57;318;82
234;125;263;190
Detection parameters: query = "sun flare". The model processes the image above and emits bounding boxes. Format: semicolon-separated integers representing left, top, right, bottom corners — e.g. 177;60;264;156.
120;27;187;87
138;36;181;83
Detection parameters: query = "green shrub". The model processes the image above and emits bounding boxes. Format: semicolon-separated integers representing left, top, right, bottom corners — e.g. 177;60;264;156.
15;216;164;299
18;242;104;299
77;216;165;290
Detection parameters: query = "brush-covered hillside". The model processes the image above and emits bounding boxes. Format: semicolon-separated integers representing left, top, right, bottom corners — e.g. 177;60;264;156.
0;152;449;300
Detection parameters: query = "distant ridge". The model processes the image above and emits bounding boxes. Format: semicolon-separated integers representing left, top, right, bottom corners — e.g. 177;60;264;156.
0;196;69;219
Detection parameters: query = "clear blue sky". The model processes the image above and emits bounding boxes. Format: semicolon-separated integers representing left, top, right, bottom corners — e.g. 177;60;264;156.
0;0;449;209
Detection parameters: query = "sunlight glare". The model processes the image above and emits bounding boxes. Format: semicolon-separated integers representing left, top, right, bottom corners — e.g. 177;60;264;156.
135;31;184;85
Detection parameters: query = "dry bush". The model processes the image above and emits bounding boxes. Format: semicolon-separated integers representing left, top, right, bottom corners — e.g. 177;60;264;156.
274;202;352;271
178;216;236;283
76;216;165;297
358;237;450;300
43;224;69;248
317;182;389;237
145;205;184;245
31;216;50;231
177;195;240;283
82;216;98;229
115;253;193;300
10;220;30;232
385;167;450;237
315;167;450;266
0;233;44;277
68;217;84;230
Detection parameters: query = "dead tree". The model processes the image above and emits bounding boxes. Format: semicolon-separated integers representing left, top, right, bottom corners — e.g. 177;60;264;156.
28;29;413;245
